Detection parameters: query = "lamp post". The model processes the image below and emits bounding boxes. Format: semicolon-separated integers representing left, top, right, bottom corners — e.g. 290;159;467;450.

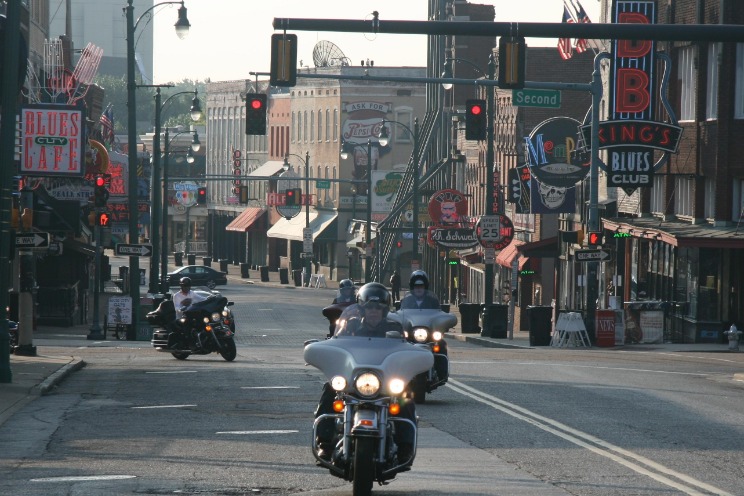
378;118;420;267
442;54;498;335
148;87;201;294
284;152;311;285
161;127;200;293
126;0;190;337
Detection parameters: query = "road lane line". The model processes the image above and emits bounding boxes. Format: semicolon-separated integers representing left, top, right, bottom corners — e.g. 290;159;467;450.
240;386;300;389
216;430;299;435
131;404;196;409
145;370;198;374
31;475;137;482
447;378;732;496
453;361;708;376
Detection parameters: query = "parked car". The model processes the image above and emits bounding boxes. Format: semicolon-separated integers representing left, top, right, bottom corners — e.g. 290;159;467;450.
166;265;227;289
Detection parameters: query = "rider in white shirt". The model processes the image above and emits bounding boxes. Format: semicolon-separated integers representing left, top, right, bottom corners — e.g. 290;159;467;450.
172;277;206;319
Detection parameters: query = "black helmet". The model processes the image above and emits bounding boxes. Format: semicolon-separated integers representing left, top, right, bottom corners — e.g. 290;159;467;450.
356;282;391;317
339;279;354;289
179;276;192;287
409;270;429;290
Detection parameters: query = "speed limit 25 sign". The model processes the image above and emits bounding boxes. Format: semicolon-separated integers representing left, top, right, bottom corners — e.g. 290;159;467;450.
476;214;514;250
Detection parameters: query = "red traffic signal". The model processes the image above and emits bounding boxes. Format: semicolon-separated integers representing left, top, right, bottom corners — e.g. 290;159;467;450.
587;232;603;246
197;187;207;205
285;187;301;206
96;212;110;227
396;241;403;249
245;93;267;135
465;99;487;140
95;176;106;187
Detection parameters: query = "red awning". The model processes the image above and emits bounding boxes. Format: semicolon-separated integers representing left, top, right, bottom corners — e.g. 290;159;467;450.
225;207;266;232
496;240;528;270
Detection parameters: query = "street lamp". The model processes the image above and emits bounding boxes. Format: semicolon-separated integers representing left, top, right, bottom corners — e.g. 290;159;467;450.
283;152;311;285
126;0;190;337
378;118;420;267
442;54;498;335
161;127;200;293
148;87;201;294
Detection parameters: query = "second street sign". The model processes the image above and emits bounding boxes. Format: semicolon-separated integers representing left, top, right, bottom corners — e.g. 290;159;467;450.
512;88;561;108
575;249;611;262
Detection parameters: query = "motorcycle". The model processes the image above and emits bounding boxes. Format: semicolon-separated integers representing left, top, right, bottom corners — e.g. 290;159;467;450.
146;295;237;361
388;290;457;403
321;287;357;337
304;304;434;496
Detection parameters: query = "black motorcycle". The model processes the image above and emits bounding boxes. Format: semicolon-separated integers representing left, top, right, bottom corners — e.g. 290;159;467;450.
147;296;237;361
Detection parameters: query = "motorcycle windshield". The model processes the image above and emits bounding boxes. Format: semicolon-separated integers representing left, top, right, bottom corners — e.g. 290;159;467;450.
390;291;457;332
185;295;227;314
304;336;434;389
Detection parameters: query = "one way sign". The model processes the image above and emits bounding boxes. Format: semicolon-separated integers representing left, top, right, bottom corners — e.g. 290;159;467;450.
115;243;153;257
15;232;50;248
575;249;612;262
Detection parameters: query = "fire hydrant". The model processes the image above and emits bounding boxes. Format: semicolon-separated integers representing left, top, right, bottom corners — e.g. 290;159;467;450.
724;324;742;351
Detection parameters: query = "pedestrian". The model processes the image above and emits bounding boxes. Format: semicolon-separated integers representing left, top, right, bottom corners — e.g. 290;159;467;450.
390;270;401;302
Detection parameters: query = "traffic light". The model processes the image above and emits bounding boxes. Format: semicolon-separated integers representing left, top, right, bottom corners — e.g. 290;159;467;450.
498;36;526;89
245;93;267;135
285;188;301;206
197;187;207;205
239;185;249;204
396;240;403;249
96;212;111;227
465;99;487;140
588;231;603;246
270;33;298;87
93;175;109;207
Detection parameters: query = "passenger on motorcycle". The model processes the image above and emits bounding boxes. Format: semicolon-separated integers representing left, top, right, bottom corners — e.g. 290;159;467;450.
332;279;356;304
315;282;416;462
172;277;206;319
400;270;441;310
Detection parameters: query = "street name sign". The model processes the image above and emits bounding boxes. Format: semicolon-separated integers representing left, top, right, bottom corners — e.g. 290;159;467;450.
16;232;50;248
575;249;611;262
115;243;153;257
316;180;331;189
512;88;562;108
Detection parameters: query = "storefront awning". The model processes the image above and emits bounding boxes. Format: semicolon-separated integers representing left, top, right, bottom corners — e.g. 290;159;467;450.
225;207;266;232
604;217;744;248
346;235;364;248
517;236;559;258
496;240;528;270
267;211;337;242
248;160;286;178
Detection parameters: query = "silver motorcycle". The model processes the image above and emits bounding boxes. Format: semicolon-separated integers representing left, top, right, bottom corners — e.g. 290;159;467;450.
304;304;433;496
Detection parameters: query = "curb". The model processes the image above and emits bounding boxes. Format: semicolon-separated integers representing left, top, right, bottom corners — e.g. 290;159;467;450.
448;333;533;349
36;358;86;395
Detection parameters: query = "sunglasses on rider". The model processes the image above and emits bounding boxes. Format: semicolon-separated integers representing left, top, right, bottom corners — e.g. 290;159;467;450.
363;302;385;311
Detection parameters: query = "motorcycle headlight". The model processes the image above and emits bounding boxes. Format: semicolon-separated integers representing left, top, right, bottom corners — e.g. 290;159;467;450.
331;376;347;391
432;331;443;342
355;372;381;397
222;310;229;317
211;312;222;322
179;318;187;324
388;378;406;395
413;328;429;343
203;317;210;324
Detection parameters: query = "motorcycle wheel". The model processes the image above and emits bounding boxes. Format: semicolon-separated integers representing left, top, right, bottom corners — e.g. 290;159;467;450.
412;374;427;404
219;337;237;361
171;352;190;360
352;437;375;496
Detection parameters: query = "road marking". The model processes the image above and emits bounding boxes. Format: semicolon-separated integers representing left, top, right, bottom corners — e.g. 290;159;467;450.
216;430;299;435
31;475;137;482
447;379;732;496
145;370;198;374
240;386;300;389
455;361;708;376
131;404;196;409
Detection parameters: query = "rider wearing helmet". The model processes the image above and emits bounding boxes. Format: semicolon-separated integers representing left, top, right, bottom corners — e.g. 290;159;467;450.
349;282;402;336
332;279;356;304
400;270;441;310
172;276;206;319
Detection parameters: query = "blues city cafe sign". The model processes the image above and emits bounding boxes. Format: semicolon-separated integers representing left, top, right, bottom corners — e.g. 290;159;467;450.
524;117;589;189
580;0;682;193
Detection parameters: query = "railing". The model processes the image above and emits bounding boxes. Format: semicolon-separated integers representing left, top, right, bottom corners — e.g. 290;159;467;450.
174;241;208;255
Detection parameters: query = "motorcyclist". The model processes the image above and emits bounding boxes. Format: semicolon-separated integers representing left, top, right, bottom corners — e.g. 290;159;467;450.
400;270;441;309
332;279;356;304
315;282;416;463
172;277;206;319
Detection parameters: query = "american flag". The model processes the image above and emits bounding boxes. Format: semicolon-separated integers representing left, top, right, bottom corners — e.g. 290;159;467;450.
100;107;115;149
572;0;591;53
557;6;574;60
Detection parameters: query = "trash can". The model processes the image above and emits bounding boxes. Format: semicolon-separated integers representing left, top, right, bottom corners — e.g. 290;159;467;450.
458;303;482;334
119;265;129;280
481;304;508;338
279;267;289;284
440;304;451;313
292;269;302;287
260;266;269;282
526;305;553;346
240;263;250;278
174;252;183;266
219;259;229;273
139;268;146;286
203;257;212;267
187;254;196;266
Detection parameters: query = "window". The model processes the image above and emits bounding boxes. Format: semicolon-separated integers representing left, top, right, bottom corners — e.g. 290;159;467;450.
303;111;308;142
291;112;296;143
317;110;322;142
674;176;693;217
678;46;697;121
394;108;413;142
310;111;314;142
736;43;744;119
704;178;715;219
706;43;719;120
326;109;330;141
296;112;301;143
333;108;338;142
651;175;664;214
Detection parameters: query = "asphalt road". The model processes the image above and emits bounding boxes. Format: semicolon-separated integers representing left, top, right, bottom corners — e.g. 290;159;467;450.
1;281;743;495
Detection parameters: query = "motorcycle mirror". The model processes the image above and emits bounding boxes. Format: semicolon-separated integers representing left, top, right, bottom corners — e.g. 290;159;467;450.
227;301;235;306
385;330;404;340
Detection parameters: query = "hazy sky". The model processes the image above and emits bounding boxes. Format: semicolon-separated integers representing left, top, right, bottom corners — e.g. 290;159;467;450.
152;0;600;84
